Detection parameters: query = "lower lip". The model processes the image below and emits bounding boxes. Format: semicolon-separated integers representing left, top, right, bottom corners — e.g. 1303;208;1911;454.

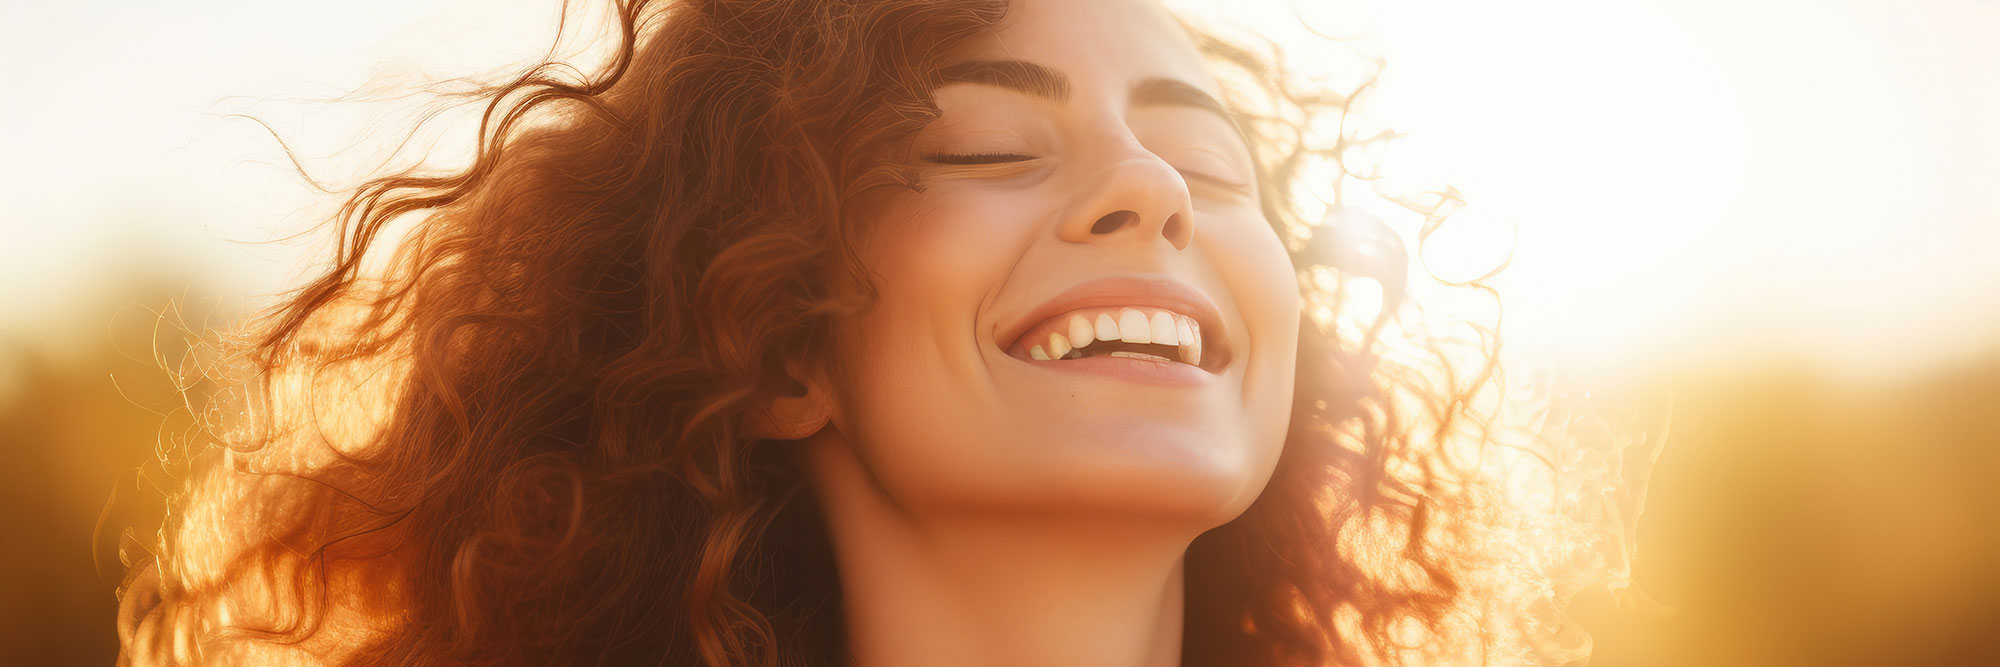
1018;354;1215;387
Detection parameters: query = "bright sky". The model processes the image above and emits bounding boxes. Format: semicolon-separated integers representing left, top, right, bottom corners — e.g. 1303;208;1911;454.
4;0;1996;381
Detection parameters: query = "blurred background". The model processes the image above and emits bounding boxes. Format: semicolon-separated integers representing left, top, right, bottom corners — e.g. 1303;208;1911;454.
2;0;1994;664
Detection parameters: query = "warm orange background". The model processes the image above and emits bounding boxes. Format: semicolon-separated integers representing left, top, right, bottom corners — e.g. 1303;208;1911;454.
3;0;1995;664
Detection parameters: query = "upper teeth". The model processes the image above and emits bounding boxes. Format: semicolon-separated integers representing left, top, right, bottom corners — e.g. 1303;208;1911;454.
1024;306;1203;367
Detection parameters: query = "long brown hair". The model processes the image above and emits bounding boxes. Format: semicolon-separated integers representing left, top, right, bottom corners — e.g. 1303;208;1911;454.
119;0;1533;664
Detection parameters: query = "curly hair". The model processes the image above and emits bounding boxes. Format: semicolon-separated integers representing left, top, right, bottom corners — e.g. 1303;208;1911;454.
114;0;1581;665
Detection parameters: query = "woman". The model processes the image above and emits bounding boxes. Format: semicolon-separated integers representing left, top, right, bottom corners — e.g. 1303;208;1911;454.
117;0;1603;664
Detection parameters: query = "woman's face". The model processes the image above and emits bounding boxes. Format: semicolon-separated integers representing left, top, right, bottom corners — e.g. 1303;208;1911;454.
817;0;1301;527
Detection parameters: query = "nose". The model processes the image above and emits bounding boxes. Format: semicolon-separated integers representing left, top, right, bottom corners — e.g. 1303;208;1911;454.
1055;150;1196;251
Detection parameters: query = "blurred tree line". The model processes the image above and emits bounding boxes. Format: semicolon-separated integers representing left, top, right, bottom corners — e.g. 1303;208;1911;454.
1;264;222;665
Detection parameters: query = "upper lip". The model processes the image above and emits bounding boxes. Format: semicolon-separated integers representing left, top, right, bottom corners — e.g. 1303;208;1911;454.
995;275;1231;369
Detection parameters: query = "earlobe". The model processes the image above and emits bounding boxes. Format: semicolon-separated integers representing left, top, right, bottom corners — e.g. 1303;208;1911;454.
744;361;833;441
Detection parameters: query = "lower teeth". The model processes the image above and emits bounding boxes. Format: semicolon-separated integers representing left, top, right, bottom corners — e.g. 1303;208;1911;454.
1107;351;1175;363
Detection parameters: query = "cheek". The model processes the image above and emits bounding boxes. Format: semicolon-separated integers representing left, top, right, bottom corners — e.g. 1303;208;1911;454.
841;189;1030;356
1203;210;1303;460
822;189;1039;494
1211;209;1303;353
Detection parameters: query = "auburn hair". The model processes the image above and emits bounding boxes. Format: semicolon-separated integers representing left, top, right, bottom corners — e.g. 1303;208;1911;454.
118;0;1522;665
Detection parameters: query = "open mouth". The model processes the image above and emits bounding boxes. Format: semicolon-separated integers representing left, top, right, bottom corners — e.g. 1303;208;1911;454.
1004;306;1223;372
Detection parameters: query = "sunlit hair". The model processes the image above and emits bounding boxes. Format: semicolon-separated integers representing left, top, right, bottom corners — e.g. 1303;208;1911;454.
117;0;1628;665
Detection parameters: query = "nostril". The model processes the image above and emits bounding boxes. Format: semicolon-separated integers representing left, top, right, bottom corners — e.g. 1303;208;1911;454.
1160;212;1188;248
1091;210;1138;234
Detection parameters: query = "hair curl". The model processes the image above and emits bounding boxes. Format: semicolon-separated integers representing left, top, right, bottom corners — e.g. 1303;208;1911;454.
115;0;1572;665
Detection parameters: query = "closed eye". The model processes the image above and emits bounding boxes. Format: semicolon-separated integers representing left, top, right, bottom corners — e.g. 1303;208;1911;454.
923;151;1037;165
922;152;1250;193
1177;169;1251;193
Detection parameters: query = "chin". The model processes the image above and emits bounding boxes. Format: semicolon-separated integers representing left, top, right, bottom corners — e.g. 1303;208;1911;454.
982;419;1284;530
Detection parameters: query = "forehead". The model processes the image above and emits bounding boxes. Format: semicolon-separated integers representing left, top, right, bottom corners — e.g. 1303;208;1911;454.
952;0;1221;99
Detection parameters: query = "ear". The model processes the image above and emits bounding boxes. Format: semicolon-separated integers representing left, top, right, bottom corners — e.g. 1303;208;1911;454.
744;356;833;441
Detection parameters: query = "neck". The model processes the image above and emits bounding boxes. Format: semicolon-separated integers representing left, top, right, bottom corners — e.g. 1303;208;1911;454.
802;437;1189;667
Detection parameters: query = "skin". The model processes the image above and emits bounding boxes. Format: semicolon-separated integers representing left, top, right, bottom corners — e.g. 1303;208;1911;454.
759;0;1304;664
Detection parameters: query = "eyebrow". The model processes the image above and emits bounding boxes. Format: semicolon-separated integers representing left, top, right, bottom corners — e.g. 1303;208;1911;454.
937;59;1072;103
934;59;1241;130
1131;78;1236;123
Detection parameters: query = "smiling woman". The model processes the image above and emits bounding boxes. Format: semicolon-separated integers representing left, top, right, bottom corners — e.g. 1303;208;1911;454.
114;0;1592;665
